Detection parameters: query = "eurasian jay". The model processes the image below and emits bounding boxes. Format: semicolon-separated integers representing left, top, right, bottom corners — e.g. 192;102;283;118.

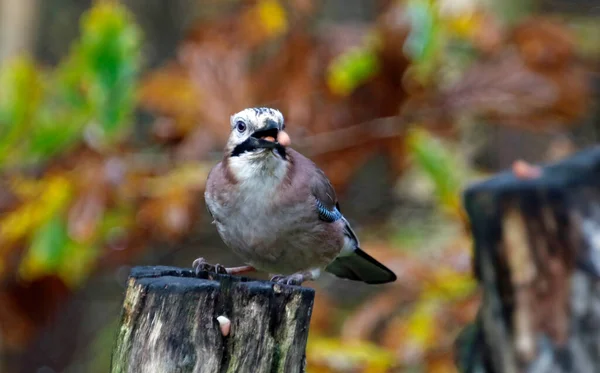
194;107;396;285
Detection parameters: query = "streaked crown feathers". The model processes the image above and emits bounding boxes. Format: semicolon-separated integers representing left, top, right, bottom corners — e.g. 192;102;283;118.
230;107;285;130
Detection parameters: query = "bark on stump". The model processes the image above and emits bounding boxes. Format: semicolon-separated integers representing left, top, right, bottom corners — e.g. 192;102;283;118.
110;266;315;373
456;146;600;373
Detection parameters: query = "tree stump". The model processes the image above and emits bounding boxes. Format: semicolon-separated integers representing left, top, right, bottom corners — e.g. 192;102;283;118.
110;266;315;373
456;146;600;373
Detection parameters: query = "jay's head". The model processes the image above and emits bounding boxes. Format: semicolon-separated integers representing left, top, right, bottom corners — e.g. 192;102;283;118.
226;107;291;161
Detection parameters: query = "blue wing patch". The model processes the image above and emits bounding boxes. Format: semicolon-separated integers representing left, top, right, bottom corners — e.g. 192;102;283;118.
316;199;343;222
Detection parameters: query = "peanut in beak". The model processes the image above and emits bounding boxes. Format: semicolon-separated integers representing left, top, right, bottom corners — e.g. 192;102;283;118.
277;130;291;147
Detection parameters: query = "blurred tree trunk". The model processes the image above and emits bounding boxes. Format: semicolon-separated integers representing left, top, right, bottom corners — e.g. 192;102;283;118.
0;0;39;64
539;0;600;15
457;147;600;373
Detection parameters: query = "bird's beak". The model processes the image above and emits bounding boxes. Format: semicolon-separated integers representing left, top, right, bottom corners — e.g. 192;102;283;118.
251;119;280;143
251;119;291;147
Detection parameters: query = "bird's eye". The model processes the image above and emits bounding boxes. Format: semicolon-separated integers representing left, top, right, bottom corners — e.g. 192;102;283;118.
236;121;247;133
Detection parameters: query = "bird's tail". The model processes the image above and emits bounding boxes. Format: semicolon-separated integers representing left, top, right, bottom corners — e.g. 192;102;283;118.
325;247;397;284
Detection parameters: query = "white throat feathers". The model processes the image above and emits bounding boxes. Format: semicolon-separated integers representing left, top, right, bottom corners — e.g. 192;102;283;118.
228;150;288;190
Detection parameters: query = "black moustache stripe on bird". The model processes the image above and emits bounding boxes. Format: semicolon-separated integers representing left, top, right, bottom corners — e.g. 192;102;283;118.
231;128;287;159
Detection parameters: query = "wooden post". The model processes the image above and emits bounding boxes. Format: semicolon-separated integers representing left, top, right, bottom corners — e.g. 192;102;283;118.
110;266;315;373
455;146;600;373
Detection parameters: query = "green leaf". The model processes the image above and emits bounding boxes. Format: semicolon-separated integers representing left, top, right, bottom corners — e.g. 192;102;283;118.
403;0;441;82
58;240;100;288
404;0;435;59
327;47;379;96
27;104;87;159
27;214;69;271
406;128;464;215
0;57;43;165
75;2;143;143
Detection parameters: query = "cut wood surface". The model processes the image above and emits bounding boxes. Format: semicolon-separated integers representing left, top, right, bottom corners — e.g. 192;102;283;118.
111;266;315;373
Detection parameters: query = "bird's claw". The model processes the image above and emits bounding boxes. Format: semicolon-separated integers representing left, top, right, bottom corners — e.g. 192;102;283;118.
270;273;305;286
192;257;228;276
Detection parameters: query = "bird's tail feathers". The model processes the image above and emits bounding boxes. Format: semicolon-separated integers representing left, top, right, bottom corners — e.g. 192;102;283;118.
325;247;397;284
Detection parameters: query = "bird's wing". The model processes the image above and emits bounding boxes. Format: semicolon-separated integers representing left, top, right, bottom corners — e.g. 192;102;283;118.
311;169;351;225
205;202;215;221
307;163;396;284
204;161;229;224
309;167;358;241
310;168;338;211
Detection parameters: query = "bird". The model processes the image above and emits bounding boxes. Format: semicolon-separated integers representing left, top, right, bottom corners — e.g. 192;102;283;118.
194;107;396;286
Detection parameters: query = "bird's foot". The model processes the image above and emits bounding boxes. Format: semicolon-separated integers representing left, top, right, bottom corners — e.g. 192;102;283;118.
270;269;319;286
192;257;228;276
270;273;306;286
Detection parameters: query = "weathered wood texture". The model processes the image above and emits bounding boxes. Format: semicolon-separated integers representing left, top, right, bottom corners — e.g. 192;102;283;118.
456;146;600;373
110;266;315;373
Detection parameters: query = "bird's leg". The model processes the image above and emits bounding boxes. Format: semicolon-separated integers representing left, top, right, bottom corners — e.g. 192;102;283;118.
225;265;256;275
192;258;255;276
270;269;320;286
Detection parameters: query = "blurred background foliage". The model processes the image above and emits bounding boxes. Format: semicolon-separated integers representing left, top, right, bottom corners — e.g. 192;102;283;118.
0;0;597;372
